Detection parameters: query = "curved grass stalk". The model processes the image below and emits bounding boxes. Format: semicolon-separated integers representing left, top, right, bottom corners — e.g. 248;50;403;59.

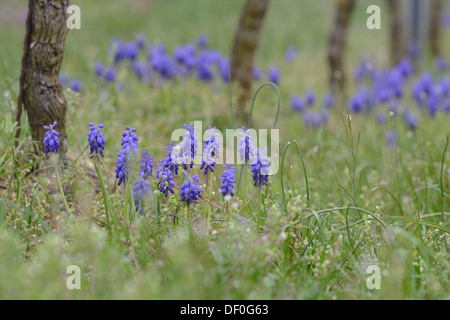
440;135;449;220
371;186;404;216
280;140;311;216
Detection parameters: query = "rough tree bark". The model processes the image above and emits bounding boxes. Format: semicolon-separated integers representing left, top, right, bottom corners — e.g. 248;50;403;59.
230;0;270;124
429;0;443;58
17;0;69;159
387;0;407;66
327;0;356;95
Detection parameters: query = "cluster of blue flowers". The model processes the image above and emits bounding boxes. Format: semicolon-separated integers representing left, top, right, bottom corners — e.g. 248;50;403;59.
91;33;300;90
43;121;60;154
348;55;450;147
290;90;334;128
220;162;236;197
59;73;83;93
180;173;203;204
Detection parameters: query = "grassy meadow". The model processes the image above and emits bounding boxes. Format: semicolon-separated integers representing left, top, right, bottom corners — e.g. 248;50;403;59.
0;0;449;300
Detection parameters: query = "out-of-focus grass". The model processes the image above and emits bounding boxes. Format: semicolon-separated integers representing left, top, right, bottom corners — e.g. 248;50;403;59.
0;0;449;299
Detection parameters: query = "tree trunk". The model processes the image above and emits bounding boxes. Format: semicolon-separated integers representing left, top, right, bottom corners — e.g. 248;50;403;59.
230;0;270;124
387;0;407;66
18;0;69;158
327;0;356;95
429;0;442;58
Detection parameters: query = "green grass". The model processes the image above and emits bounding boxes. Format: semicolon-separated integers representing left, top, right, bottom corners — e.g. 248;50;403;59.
0;0;449;299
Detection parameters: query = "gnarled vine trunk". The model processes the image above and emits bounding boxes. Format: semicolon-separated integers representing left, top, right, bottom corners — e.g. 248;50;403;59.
429;0;442;58
230;0;270;124
17;0;69;158
327;0;356;95
387;0;407;65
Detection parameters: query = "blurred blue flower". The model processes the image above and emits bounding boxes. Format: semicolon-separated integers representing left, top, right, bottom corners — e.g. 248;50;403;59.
103;66;117;83
267;65;281;85
323;93;335;109
94;62;104;77
139;151;153;179
59;73;69;86
305;90;315;106
376;113;387;125
132;178;151;214
156;162;176;198
163;142;180;175
386;130;398;148
253;66;262;81
69;79;83;93
290;95;305;112
284;46;298;63
197;34;209;49
115;126;139;186
402;108;418;130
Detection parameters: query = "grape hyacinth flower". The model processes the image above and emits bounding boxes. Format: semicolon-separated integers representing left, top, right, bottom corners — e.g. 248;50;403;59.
305;90;315;106
376;113;387;125
267;65;281;85
200;144;216;175
120;126;139;154
139;151;153;179
114;41;139;62
354;57;376;83
133;61;151;82
284;46;298;63
151;52;177;80
103;66;117;83
69;79;83;93
115;126;139;186
219;162;236;197
132;178;151;214
323;93;335;109
180;173;203;204
162;142;180;175
251;149;270;186
218;58;230;83
87;122;105;157
201;126;221;175
136;33;146;50
402;108;419;130
156;161;176;198
59;73;69;86
253;66;262;81
181;122;199;169
386;130;398;148
197;34;209;49
43;121;60;154
94;62;104;77
237;127;255;164
196;56;215;82
290;95;305;112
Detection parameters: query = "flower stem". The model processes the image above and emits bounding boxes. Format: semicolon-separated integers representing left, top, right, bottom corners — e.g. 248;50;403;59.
94;161;112;227
54;163;70;214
